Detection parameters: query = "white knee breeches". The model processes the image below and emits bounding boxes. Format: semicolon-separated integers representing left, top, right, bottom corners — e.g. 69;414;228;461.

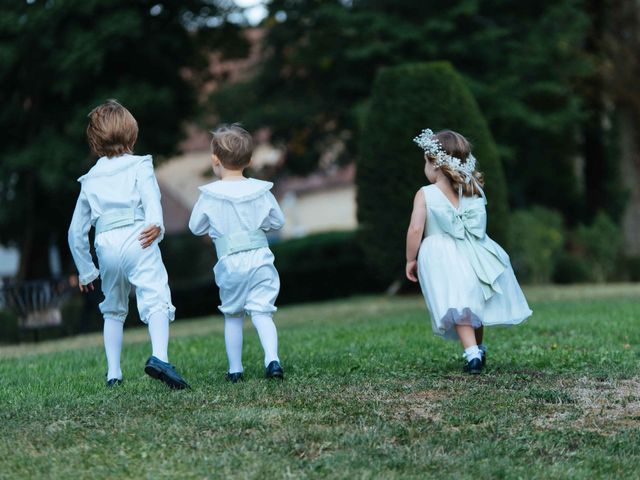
95;221;175;324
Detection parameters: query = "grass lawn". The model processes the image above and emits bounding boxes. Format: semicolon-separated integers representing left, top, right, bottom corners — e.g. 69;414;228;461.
1;284;639;479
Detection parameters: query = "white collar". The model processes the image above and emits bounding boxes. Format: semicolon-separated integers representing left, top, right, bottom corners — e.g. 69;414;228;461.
198;178;273;202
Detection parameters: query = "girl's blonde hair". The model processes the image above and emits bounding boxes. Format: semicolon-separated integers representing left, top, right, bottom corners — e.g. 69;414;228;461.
86;99;138;158
427;130;484;196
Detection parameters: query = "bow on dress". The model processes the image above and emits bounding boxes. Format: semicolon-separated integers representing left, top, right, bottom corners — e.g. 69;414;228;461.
431;202;508;300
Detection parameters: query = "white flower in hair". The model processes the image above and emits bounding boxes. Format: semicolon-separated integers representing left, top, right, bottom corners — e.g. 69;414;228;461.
413;129;476;184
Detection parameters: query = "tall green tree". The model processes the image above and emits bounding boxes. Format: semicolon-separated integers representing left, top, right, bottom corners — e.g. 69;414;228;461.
213;0;594;216
0;0;239;279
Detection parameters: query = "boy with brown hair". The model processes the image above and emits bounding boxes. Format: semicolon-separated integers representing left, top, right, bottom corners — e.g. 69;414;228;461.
68;99;189;389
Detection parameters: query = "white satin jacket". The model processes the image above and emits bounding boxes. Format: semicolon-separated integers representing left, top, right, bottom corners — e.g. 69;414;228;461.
68;154;164;285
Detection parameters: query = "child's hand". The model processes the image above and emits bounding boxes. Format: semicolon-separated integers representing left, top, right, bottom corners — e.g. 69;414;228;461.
139;225;161;248
406;260;418;282
79;282;94;293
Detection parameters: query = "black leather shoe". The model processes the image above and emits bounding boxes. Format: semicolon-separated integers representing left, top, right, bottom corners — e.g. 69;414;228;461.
265;360;284;379
225;372;244;383
480;350;487;367
463;357;483;374
144;356;191;389
106;378;122;387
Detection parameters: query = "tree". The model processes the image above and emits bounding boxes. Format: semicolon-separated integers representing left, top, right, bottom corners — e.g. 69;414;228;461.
0;0;238;279
357;62;509;284
212;0;593;217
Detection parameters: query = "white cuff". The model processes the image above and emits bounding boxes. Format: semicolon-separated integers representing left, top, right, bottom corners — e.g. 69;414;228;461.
79;267;100;286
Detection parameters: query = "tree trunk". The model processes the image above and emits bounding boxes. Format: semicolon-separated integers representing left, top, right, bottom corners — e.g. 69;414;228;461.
16;171;51;280
619;108;640;256
583;0;607;220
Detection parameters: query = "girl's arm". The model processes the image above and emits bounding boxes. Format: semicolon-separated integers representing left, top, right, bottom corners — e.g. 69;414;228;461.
67;191;100;287
188;196;210;236
405;189;427;282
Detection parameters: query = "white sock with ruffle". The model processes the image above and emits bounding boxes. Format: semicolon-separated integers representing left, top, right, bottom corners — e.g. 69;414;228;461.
464;345;482;362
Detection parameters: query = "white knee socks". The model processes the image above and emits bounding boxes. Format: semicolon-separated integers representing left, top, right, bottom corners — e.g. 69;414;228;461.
104;317;124;380
251;313;280;367
224;315;245;374
148;311;169;363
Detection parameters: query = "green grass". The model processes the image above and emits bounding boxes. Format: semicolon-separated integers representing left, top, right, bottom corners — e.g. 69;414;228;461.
1;284;639;479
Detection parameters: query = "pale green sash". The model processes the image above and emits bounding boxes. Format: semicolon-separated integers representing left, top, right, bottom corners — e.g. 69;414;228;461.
214;229;268;258
430;203;508;300
95;207;145;235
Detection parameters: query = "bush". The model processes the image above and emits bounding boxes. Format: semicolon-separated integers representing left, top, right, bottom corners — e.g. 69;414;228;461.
357;62;509;285
623;256;640;282
508;207;564;284
574;212;622;282
552;254;591;284
272;231;386;304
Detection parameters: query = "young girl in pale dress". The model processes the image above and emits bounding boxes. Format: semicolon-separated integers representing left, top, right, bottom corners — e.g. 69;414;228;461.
189;124;285;382
405;129;532;374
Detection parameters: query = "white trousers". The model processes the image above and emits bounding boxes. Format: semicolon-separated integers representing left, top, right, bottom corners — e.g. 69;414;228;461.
214;247;280;316
95;221;175;324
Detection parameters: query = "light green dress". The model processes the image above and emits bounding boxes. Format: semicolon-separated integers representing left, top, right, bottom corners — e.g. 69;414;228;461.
417;185;532;340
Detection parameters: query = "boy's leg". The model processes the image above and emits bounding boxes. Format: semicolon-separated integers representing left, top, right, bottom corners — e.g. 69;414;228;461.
96;239;130;384
251;313;280;367
148;310;169;363
123;230;188;388
104;317;124;380
224;314;244;374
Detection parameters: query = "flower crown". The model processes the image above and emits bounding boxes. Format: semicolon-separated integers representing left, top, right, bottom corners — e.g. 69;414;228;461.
413;129;477;183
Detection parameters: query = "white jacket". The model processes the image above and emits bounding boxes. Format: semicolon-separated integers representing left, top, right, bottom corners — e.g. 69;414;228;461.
68;154;164;285
188;178;285;241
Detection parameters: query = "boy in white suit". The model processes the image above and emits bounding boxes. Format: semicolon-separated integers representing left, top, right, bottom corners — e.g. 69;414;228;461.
68;100;189;389
189;124;285;382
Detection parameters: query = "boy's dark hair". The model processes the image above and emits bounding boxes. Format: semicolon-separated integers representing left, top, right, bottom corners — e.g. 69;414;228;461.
210;124;253;169
86;99;138;158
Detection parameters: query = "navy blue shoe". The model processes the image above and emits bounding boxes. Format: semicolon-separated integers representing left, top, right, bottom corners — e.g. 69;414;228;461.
463;357;483;375
225;372;244;383
265;360;284;379
144;356;190;389
106;378;122;387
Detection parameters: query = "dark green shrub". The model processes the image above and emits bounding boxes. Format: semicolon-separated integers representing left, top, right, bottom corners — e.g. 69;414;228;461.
508;207;565;284
0;309;18;344
272;231;386;304
553;254;591;284
357;62;509;284
575;212;622;282
622;256;640;282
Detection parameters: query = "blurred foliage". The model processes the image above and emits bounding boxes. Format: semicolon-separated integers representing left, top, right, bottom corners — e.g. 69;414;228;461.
272;230;386;303
211;0;600;217
357;62;508;284
574;211;622;282
508;207;565;284
0;0;242;279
